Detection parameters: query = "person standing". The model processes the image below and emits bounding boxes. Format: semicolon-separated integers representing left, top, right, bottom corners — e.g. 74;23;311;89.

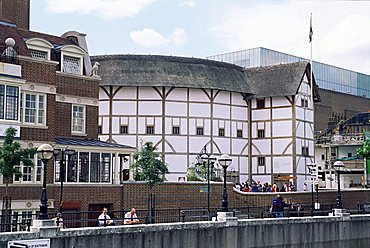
98;207;114;226
270;195;289;218
124;208;140;225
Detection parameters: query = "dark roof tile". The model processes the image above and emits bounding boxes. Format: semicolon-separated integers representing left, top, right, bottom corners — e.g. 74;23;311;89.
55;137;135;149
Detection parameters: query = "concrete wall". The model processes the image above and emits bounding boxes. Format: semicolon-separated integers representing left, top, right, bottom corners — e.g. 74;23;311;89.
1;215;370;248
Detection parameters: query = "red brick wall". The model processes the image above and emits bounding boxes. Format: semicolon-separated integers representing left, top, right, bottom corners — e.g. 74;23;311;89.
2;183;369;213
55;103;98;139
56;74;99;99
1;0;29;30
86;105;98;139
20;60;57;85
21;95;56;142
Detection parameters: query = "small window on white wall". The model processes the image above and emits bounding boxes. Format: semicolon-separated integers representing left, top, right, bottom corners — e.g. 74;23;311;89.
72;105;85;134
257;129;265;138
237;129;243;138
256;98;265;109
258;157;266;166
172;126;180;135
196;127;204;136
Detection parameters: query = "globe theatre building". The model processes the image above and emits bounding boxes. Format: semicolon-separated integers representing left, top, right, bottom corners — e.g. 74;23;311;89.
94;55;318;189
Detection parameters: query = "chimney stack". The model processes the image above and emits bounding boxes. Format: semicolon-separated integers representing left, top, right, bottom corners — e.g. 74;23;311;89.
0;0;30;30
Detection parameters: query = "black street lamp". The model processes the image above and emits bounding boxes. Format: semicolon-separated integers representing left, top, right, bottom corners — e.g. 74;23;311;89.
53;147;75;213
37;144;54;220
218;154;232;212
307;164;315;216
200;152;217;216
332;161;344;209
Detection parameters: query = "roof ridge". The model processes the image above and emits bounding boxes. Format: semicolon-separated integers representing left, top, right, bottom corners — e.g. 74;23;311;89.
91;54;245;71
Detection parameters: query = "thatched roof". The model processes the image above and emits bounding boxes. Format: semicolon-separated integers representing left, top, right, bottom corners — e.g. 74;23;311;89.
244;61;319;100
92;55;319;101
92;55;253;94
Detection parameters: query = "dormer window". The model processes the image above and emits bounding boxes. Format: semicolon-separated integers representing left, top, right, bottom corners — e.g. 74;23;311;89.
60;45;86;75
25;38;53;60
63;55;81;74
30;50;48;60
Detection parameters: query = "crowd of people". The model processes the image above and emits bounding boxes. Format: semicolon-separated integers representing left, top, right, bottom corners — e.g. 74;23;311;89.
234;180;297;192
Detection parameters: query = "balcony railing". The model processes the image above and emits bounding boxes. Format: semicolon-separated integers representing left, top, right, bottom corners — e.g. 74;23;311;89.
0;48;19;65
316;133;368;145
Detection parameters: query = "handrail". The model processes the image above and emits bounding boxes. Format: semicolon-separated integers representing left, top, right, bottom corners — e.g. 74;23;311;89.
2;204;370;232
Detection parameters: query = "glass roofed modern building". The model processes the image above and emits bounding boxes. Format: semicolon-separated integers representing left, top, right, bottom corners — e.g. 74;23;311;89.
207;47;370;99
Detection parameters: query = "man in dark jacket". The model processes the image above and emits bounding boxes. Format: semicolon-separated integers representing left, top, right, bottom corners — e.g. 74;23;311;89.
271;195;288;218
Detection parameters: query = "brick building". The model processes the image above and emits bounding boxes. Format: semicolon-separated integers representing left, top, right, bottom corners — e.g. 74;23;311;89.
0;0;135;230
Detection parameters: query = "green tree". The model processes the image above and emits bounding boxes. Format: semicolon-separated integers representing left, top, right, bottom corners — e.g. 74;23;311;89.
131;141;168;187
0;127;36;230
357;137;370;187
131;141;168;223
356;137;370;159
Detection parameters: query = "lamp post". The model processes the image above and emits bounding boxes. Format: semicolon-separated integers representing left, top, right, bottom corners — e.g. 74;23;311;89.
218;154;232;212
37;144;54;220
200;152;217;216
53;147;75;213
332;161;344;209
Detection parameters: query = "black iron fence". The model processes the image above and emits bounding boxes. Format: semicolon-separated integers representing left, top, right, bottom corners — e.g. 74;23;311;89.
1;203;370;232
0;50;19;64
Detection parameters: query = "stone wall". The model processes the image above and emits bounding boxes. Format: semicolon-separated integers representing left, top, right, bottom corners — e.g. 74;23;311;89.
1;215;370;248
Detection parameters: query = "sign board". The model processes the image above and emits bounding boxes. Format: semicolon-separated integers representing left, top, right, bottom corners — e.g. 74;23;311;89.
199;186;212;193
0;124;20;138
8;239;50;248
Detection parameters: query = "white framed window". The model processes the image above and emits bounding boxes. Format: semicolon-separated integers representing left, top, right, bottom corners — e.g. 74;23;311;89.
55;151;112;183
14;156;42;184
63;55;81;74
72;104;85;134
30;50;48;60
60;45;86;75
25;38;53;60
0;84;20;121
21;92;46;126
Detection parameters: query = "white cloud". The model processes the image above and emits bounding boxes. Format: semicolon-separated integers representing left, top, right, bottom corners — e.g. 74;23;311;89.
130;28;187;47
211;1;370;74
45;0;155;19
170;28;187;46
182;0;196;7
130;29;169;47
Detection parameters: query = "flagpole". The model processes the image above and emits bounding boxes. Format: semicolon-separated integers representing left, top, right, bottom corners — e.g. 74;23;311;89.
310;13;316;174
310;13;314;111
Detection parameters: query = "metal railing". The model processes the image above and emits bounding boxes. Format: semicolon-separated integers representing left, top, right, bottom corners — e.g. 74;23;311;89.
0;51;19;65
2;203;370;232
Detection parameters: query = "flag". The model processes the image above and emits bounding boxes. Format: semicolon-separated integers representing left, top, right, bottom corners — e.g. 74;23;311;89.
309;14;313;43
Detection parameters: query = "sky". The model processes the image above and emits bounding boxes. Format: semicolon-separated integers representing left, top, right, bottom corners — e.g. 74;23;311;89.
30;0;370;74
